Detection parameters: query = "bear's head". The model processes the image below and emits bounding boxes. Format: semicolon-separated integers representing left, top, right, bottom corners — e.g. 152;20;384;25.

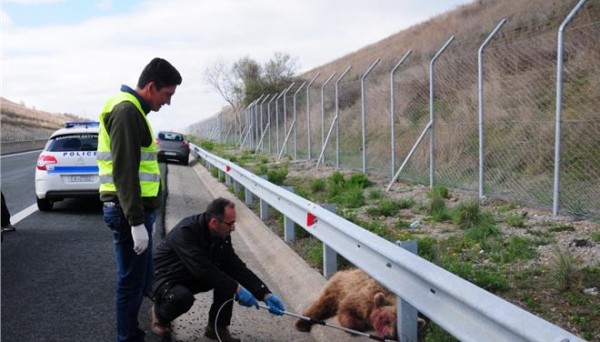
369;292;397;339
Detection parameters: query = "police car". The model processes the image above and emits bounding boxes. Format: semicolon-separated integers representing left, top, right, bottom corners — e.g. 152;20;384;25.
35;122;100;211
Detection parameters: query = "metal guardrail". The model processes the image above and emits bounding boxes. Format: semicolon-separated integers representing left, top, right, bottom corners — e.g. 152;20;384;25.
190;143;584;342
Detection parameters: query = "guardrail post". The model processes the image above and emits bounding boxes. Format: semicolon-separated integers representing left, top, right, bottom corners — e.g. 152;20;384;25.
244;184;253;205
396;240;419;342
225;173;231;187
322;204;338;278
283;186;295;241
259;175;269;220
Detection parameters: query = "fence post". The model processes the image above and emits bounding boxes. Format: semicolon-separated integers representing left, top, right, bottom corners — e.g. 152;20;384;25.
283;186;295;242
320;72;337;165
479;19;507;200
281;83;296;157
390;50;412;181
267;93;278;155
361;58;380;173
259;175;269;220
292;82;307;159
306;73;320;160
429;36;454;188
396;240;419;342
322;204;338;278
335;66;352;169
553;0;587;217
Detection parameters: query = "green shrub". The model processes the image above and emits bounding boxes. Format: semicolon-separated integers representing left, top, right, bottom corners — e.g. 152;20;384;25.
464;218;499;243
429;185;449;199
347;173;371;188
445;261;509;292
368;189;383;200
267;166;288;185
332;187;365;208
310;179;326;193
429;196;449;222
200;140;215;151
366;198;414;217
505;214;526;228
452;202;482;229
490;236;537;263
551;247;577;291
254;163;268;176
306;239;323;268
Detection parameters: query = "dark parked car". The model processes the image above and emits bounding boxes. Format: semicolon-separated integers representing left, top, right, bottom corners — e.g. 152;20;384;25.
156;131;190;165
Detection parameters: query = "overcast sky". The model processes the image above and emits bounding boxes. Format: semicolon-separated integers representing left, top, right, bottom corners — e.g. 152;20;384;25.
2;0;472;133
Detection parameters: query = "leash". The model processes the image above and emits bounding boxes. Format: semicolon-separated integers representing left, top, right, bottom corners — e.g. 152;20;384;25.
257;303;395;342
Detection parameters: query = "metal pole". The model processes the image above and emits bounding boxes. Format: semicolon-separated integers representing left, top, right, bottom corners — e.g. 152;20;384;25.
293;82;307;159
554;0;587;217
282;82;295;157
390;50;412;180
335;66;352;169
478;19;507;200
429;36;454;188
275;91;285;154
361;58;380;173
316;67;351;169
267;93;278;155
320;72;337;164
259;94;270;153
306;73;320;159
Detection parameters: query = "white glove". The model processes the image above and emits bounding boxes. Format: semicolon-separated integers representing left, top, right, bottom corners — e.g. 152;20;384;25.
131;224;149;255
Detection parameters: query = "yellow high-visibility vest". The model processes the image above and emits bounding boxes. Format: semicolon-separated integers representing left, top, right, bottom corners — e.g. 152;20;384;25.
97;92;160;196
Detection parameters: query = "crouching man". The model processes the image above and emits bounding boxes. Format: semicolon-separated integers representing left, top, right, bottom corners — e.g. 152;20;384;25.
150;197;285;342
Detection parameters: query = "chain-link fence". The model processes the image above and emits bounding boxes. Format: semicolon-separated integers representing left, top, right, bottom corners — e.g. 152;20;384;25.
190;2;599;219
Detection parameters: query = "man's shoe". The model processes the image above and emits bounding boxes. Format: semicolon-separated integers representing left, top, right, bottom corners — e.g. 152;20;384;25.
204;325;241;342
1;224;16;232
149;304;170;337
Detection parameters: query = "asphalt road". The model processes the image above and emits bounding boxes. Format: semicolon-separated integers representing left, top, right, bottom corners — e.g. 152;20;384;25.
0;152;320;341
1;151;167;342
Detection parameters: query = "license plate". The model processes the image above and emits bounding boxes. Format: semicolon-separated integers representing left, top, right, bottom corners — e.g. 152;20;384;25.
164;152;177;156
68;175;94;182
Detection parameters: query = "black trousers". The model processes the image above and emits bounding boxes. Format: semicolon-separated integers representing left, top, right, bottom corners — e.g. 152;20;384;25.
1;192;11;227
154;281;235;328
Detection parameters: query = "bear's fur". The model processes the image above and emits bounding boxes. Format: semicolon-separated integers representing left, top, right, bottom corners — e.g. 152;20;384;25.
295;268;397;339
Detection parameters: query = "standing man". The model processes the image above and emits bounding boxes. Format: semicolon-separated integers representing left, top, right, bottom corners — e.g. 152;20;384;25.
97;57;182;342
150;197;286;342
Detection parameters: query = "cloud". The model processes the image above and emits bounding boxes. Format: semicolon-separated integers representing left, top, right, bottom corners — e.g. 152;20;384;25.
1;10;12;26
4;0;63;4
2;0;472;132
95;0;112;11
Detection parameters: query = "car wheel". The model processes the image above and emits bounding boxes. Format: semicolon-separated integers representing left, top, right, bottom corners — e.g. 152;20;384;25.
37;197;53;211
182;158;189;166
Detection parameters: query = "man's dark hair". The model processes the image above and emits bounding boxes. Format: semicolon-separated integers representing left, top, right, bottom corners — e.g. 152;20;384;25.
206;197;235;221
137;57;183;90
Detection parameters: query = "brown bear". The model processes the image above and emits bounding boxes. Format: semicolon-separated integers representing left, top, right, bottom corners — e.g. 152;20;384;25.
295;268;397;339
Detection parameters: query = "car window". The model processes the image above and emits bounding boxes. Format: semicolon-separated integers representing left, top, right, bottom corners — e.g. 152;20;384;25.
159;133;184;142
47;134;98;152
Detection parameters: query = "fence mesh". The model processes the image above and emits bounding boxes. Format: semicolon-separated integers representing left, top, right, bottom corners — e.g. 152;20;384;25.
192;6;600;219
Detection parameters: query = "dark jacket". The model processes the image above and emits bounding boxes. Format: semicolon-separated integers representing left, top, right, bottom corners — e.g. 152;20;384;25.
153;213;271;300
99;85;162;225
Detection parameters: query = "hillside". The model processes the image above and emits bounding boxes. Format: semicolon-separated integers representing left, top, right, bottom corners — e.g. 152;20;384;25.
189;0;599;219
0;97;85;141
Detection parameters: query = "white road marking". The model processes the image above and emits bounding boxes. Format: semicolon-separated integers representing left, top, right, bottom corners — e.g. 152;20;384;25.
11;204;38;224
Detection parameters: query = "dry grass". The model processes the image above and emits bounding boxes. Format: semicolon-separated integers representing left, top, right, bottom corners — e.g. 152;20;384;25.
0;97;84;141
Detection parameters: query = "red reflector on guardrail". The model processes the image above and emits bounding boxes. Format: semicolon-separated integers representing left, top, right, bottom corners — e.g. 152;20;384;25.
307;213;317;227
226;165;231;172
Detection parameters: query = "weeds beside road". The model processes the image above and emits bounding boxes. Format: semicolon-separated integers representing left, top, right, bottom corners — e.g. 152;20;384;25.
194;138;599;341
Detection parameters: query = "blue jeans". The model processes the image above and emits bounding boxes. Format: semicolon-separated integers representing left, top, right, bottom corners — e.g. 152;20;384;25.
104;204;155;342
